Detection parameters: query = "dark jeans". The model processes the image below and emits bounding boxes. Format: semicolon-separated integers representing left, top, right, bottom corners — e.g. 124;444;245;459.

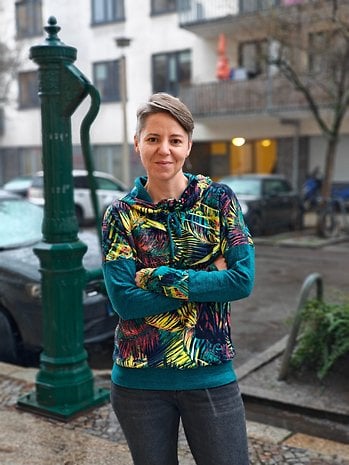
110;381;249;465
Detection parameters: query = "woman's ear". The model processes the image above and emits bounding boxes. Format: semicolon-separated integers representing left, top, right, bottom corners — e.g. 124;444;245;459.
134;135;140;153
186;140;193;158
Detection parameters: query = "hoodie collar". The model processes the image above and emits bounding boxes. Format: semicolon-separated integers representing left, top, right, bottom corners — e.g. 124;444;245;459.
128;173;203;210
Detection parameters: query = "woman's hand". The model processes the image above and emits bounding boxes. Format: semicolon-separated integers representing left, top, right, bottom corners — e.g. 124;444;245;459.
214;255;227;270
135;270;143;287
135;268;155;288
135;257;227;289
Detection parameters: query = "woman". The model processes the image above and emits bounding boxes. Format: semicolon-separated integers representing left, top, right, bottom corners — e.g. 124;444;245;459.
102;93;255;465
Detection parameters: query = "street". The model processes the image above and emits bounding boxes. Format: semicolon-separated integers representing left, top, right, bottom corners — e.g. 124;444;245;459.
231;240;349;368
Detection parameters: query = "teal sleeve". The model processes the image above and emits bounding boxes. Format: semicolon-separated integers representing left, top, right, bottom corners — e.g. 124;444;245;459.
103;258;182;320
143;244;255;303
188;244;255;302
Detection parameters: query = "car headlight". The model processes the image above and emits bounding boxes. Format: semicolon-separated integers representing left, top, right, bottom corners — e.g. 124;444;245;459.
25;283;42;299
239;200;249;215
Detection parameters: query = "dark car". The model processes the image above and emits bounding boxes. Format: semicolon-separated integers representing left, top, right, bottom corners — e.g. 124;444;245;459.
219;174;304;236
0;190;118;366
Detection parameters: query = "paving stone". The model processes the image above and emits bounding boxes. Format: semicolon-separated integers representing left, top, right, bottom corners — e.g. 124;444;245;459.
0;367;348;465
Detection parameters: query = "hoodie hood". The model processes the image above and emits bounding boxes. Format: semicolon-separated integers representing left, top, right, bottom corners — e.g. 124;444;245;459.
121;173;213;260
123;173;212;211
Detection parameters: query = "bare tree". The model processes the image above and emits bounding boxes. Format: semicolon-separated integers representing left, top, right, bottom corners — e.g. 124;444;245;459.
262;0;349;230
0;0;20;133
0;41;18;107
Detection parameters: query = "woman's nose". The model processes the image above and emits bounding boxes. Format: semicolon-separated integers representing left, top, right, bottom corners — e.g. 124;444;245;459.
158;140;171;155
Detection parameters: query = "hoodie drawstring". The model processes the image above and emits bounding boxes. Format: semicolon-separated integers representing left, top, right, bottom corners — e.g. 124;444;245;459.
166;210;182;261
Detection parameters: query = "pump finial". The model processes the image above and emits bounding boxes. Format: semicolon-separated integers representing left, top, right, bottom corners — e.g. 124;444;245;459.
44;16;61;43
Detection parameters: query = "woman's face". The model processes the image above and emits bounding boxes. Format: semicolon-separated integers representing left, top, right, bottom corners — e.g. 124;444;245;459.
134;112;192;183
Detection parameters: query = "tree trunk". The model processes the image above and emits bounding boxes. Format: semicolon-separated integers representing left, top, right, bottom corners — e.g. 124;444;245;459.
317;136;338;236
321;137;337;200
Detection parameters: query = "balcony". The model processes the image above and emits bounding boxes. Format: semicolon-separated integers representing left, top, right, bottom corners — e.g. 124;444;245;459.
179;0;308;24
179;75;332;119
178;0;237;27
178;0;305;37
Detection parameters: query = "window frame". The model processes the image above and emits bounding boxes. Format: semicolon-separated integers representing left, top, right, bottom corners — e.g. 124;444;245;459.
18;70;40;109
238;39;268;78
93;60;121;103
152;49;191;96
15;0;43;39
308;30;344;76
151;0;177;15
91;0;125;25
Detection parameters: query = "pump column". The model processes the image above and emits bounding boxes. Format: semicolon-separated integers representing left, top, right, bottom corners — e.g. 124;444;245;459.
17;17;109;420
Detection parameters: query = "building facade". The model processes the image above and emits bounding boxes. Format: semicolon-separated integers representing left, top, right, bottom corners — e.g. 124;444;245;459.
1;0;349;189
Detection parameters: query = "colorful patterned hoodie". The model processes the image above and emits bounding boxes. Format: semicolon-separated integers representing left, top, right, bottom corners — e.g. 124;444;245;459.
102;174;255;390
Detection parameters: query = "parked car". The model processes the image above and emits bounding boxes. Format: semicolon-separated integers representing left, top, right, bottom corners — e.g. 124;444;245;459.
28;169;127;225
219;174;304;236
3;175;34;197
0;190;118;366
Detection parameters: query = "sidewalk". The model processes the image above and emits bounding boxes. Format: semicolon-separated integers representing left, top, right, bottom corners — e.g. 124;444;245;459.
253;211;349;249
1;362;348;465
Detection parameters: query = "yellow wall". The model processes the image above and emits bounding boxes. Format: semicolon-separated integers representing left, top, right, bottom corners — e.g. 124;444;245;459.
230;139;276;174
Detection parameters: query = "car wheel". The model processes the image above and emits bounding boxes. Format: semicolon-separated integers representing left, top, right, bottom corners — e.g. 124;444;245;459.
248;213;263;236
0;310;19;364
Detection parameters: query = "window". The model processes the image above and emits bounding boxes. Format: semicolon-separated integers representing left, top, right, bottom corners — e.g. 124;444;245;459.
177;0;191;12
15;0;42;38
239;40;268;78
308;30;345;76
91;0;125;24
151;0;177;14
93;61;120;102
152;50;191;96
263;179;291;196
239;0;280;13
18;71;39;108
308;32;327;74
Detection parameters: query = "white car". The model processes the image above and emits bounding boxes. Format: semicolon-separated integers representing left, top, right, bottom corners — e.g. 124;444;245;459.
28;169;127;224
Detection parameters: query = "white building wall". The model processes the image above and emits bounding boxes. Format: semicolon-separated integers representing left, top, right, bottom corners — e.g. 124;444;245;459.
0;0;349;183
1;0;209;147
309;136;349;182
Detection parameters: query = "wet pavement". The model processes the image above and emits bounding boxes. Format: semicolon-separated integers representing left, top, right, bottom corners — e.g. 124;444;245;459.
0;362;348;465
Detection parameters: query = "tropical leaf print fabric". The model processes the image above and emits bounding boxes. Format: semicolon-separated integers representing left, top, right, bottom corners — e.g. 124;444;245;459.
102;174;254;370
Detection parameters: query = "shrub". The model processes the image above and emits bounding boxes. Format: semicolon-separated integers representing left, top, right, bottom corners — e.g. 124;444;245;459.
291;298;349;379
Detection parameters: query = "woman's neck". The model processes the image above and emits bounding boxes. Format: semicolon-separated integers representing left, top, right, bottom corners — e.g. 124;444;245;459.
145;174;188;203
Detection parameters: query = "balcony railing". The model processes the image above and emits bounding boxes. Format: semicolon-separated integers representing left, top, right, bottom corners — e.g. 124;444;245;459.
179;75;332;118
178;0;237;25
178;0;306;26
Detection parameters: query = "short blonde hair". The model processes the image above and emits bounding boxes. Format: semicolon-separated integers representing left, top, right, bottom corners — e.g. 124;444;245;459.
135;93;194;140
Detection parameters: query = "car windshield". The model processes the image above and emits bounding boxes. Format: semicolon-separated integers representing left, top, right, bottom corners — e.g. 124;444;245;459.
31;175;44;187
0;199;43;249
4;176;32;190
222;178;261;196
